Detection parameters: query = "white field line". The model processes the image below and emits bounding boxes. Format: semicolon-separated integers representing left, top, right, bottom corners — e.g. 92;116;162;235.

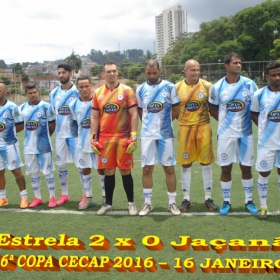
0;208;280;216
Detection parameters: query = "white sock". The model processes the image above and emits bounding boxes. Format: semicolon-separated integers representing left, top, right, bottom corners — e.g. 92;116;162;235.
20;189;27;198
181;167;191;200
201;165;212;200
257;174;268;208
58;165;68;195
30;172;41;199
83;174;93;197
242;178;253;203
78;168;85;195
0;189;6;199
143;188;152;204
99;174;105;197
167;191;176;204
45;173;55;198
221;181;232;203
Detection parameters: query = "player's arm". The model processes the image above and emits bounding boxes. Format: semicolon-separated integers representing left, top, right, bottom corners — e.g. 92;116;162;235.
137;107;142;121
91;108;99;136
129;105;138;133
172;103;180;120
48;120;56;136
15;122;24;133
123;105;138;154
208;102;219;121
250;111;259;126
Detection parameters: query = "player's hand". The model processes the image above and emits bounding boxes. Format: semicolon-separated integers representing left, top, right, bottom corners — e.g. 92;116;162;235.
122;132;137;154
90;134;102;155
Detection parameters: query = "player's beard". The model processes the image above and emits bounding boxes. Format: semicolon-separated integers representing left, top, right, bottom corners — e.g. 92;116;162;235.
59;75;70;84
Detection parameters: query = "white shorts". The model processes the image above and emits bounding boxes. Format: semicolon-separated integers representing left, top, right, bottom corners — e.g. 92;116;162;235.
141;138;176;167
217;135;254;166
24;152;55;175
55;137;77;166
0;142;24;171
75;152;98;169
256;148;280;172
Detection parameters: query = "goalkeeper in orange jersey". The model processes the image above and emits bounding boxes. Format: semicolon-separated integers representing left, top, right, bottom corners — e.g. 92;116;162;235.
90;61;138;215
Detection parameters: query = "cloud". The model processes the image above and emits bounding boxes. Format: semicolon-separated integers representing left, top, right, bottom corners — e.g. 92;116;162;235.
0;0;266;64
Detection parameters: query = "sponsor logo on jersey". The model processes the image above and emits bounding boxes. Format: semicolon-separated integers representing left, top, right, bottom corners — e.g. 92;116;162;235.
103;103;120;114
268;110;280;122
226;101;245;112
58;105;71;115
185;101;201;112
147;102;163;113
26;120;38;130
81;117;91;128
0;123;5;132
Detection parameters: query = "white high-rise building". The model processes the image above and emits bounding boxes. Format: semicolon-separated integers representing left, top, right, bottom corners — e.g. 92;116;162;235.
155;4;187;65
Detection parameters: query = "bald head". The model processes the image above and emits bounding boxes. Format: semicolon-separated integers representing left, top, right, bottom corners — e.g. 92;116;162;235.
183;59;200;85
146;59;160;69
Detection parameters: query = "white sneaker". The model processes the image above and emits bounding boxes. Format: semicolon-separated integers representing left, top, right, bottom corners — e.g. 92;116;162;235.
128;202;138;215
97;204;113;215
169;203;181;215
79;197;95;210
139;203;153;216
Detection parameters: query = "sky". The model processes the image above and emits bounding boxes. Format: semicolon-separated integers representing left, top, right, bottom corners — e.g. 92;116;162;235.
1;0;267;64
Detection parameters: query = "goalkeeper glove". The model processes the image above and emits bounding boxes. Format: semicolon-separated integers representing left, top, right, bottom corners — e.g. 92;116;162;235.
90;134;102;155
122;131;138;154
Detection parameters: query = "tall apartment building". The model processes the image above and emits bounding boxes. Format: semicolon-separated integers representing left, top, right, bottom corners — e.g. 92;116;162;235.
155;4;187;65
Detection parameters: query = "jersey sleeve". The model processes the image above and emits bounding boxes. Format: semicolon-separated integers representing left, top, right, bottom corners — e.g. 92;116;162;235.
47;104;56;122
209;84;219;105
126;88;137;108
13;105;23;123
136;87;143;109
170;84;180;105
250;89;261;113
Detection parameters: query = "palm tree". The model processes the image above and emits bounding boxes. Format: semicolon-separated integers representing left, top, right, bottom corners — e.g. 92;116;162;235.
65;51;82;75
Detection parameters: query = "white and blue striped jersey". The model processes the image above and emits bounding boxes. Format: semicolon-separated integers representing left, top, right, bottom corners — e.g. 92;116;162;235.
49;84;79;138
136;80;179;139
20;101;55;154
0;100;23;146
209;76;258;137
251;86;280;149
69;97;92;153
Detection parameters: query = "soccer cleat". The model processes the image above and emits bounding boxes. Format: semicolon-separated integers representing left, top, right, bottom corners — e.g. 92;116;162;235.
258;208;268;220
20;197;29;209
0;198;8;207
179;199;191;212
48;196;57;208
29;197;43;208
139;203;153;216
205;198;218;211
56;195;70;206
128;202;138;216
79;194;86;207
79;197;95;210
219;201;231;215
169;203;181;215
97;204;113;215
245;201;258;214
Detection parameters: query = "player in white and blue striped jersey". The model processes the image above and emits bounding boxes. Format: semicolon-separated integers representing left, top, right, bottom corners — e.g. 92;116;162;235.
0;81;28;209
69;75;105;209
251;61;280;220
20;83;56;208
49;63;81;206
209;52;258;215
136;59;181;216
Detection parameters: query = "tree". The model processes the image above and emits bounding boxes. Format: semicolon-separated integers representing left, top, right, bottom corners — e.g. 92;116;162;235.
65;51;82;74
270;39;280;60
